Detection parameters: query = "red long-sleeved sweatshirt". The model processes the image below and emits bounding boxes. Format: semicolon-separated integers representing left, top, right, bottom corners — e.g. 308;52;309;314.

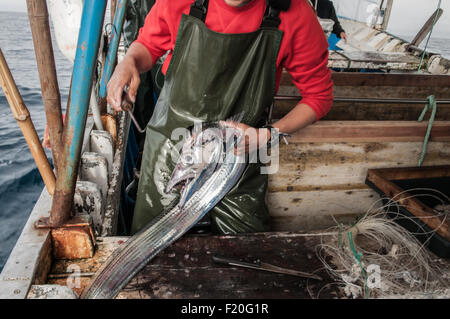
135;0;333;120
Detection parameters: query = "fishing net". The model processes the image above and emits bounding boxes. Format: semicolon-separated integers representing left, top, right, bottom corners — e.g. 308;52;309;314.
316;188;450;299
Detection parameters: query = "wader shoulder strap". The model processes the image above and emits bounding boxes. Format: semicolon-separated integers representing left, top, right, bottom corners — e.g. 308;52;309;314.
260;4;281;28
261;0;293;28
190;0;209;22
261;0;291;28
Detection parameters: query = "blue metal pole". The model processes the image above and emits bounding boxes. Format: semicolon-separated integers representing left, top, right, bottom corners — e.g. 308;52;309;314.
50;0;107;227
98;0;128;101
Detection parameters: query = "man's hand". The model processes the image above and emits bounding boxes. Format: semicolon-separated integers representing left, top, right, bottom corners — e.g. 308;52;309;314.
340;32;348;43
220;121;271;154
220;103;316;155
107;56;140;112
106;42;154;112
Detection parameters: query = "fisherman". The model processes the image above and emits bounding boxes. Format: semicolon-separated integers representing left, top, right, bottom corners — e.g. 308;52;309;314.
107;0;333;235
311;0;348;43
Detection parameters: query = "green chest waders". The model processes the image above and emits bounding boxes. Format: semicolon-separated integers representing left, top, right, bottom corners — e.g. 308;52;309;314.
132;0;283;234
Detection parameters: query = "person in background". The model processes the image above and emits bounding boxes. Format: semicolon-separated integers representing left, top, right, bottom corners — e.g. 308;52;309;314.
311;0;347;43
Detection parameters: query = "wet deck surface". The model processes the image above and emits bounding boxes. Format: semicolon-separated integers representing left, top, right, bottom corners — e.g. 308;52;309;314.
48;232;342;299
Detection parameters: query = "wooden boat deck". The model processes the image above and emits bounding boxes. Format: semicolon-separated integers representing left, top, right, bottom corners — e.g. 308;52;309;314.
48;232;342;299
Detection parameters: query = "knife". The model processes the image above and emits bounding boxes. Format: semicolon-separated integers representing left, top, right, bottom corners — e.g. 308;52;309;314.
212;255;322;280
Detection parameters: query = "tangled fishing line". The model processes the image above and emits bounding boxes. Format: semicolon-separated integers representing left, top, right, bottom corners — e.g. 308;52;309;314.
315;188;450;299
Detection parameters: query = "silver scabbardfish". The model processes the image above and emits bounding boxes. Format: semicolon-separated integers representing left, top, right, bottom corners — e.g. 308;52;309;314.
165;124;224;209
81;122;246;299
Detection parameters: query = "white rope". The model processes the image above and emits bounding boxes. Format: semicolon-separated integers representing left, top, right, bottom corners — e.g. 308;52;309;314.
315;188;449;299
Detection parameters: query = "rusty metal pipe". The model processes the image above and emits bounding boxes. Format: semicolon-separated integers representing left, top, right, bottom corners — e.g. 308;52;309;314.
49;0;107;227
98;0;128;114
111;0;118;23
98;0;128;102
0;48;56;195
26;0;64;172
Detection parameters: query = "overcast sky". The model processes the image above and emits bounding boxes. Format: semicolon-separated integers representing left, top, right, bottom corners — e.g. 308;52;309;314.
1;0;449;38
388;0;450;37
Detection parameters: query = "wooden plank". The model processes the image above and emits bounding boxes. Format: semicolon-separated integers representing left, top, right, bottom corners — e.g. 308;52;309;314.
267;188;381;218
336;72;450;87
381;0;393;31
273;101;450;121
0;190;52;299
270;141;450;190
287;121;450;143
277;71;450;121
411;9;444;47
366;169;450;241
280;71;450;87
26;0;65;171
32;235;52;285
271;215;358;232
277;96;450;104
328;51;420;71
369;165;450;181
277;72;450;121
331;86;450;99
49;234;341;299
334;51;420;64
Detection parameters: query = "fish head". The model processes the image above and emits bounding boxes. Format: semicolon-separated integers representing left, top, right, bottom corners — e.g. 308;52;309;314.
165;126;224;207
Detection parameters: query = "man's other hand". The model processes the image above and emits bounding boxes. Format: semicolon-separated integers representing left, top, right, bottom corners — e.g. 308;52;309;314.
107;56;141;112
340;32;348;43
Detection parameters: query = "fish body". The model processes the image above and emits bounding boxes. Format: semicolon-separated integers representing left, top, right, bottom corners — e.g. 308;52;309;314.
82;123;245;299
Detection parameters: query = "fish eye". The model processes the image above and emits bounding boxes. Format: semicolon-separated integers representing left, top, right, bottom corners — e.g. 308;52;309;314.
183;154;193;165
